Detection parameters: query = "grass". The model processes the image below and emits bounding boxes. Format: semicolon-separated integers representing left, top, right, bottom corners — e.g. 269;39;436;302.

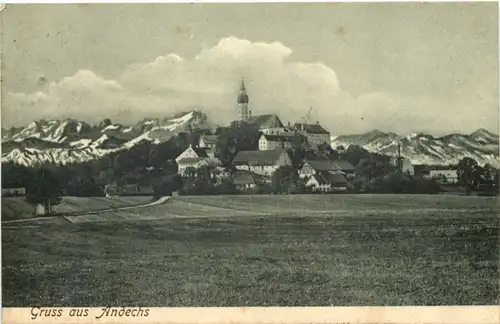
2;194;499;306
1;196;154;221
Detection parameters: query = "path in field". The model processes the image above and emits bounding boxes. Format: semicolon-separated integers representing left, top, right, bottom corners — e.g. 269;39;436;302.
4;194;498;226
2;197;170;227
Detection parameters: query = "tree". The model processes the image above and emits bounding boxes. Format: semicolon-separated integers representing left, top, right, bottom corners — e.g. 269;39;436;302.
215;122;261;166
457;157;481;192
344;145;371;167
271;166;301;194
1;162;33;188
26;168;62;215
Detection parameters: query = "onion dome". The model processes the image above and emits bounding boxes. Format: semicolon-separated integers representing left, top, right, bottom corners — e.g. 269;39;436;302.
237;79;249;104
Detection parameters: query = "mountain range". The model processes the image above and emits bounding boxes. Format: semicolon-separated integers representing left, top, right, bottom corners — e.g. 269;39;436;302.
1;111;214;167
331;128;499;166
2;111;499;167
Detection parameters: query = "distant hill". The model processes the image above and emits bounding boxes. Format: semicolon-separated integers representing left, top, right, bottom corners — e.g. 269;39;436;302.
331;128;499;167
1;111;215;166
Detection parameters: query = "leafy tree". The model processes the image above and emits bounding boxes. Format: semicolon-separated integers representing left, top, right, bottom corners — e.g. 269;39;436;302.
1;162;33;188
26;168;62;215
344;145;371;167
271;166;301;194
215;122;261;166
457;157;480;191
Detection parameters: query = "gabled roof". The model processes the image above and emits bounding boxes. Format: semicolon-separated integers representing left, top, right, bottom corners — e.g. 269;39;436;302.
294;123;330;134
322;171;349;185
305;159;354;172
200;134;219;145
260;134;293;142
233;149;288;166
309;171;349;186
233;171;256;185
332;160;355;172
191;147;209;158
247;114;284;129
177;157;204;164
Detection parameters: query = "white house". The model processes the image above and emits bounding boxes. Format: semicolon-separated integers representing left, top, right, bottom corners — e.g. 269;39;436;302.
233;171;258;191
198;134;218;149
305;172;350;193
258;134;293;151
299;159;355;179
293;122;331;147
175;145;221;175
1;187;26;197
232;149;293;176
428;169;459;184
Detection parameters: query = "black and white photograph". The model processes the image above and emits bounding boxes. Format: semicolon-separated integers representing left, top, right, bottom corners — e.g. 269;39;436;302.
1;2;499;310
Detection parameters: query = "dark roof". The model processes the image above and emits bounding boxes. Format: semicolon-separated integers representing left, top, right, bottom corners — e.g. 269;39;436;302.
233;171;256;185
260;134;293;142
294;123;330;134
191;147;209;158
305;159;354;172
233;149;288;166
247;114;284;129
237;80;249;104
177;157;203;164
332;160;355;172
323;172;349;185
200;134;218;145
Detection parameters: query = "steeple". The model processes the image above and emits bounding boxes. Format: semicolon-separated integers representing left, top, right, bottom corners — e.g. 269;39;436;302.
237;77;249;121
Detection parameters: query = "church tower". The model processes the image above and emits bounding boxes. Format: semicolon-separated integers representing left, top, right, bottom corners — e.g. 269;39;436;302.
237;78;250;121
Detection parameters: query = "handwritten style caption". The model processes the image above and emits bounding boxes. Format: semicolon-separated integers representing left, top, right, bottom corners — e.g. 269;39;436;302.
30;307;150;320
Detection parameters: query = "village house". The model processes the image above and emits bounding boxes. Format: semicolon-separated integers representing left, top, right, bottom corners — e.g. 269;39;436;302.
232;149;293;176
258;134;293;151
293;122;331;147
305;171;350;193
175;144;221;176
233;171;259;191
299;159;355;179
1;187;26;197
428;169;459;184
198;134;219;149
246;114;287;135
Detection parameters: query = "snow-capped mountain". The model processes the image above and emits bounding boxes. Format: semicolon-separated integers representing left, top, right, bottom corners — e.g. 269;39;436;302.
331;128;500;166
2;111;215;166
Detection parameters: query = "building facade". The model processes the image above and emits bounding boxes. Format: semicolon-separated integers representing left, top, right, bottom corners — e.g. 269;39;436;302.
258;134;293;151
428;169;459;184
293;123;331;147
175;145;221;175
232;149;293;176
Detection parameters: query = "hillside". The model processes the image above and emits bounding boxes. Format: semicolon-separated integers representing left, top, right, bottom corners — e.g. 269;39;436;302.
1;111;215;166
331;128;500;166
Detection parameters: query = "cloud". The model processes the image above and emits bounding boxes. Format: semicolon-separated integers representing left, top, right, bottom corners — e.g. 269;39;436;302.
2;37;497;135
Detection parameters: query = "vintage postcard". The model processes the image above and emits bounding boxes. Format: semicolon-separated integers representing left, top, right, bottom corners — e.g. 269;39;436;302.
1;2;499;324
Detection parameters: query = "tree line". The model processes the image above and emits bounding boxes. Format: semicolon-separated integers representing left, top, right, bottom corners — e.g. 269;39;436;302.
2;124;498;214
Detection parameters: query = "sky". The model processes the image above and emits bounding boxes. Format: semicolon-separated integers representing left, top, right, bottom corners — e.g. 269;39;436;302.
1;3;498;135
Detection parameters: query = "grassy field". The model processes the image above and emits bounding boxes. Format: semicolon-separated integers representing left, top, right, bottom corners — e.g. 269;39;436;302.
1;196;154;221
2;194;498;306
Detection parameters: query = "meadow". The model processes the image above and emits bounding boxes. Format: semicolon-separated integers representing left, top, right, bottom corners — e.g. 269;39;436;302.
2;194;498;306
